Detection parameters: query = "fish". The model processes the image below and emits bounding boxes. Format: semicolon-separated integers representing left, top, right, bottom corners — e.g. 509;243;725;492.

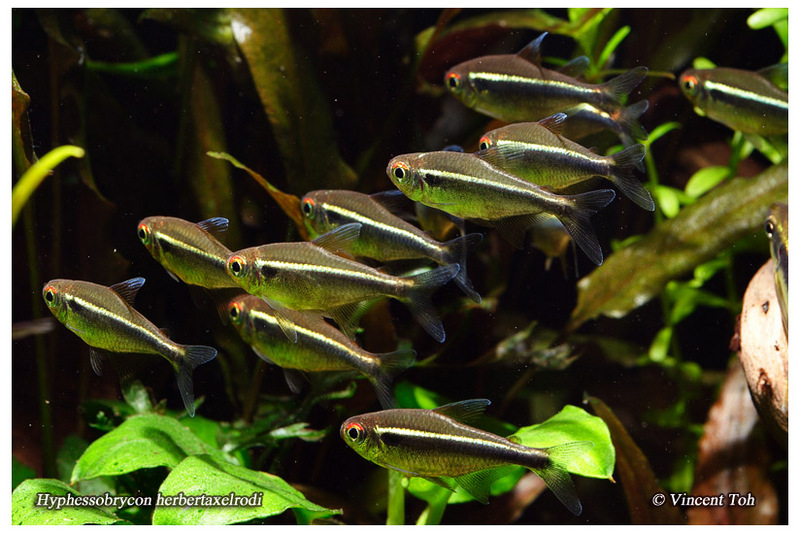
678;66;788;136
225;223;460;343
138;216;239;289
226;294;415;408
340;399;592;515
559;101;650;148
42;277;217;417
478;113;653;211
765;203;788;338
300;189;482;303
387;150;616;265
445;32;649;143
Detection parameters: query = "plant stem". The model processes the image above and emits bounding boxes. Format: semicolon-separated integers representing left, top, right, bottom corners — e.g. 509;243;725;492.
386;469;406;525
416;489;451;525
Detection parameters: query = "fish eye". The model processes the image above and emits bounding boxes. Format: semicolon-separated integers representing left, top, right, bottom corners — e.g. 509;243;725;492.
391;162;408;183
681;74;698;94
765;218;776;238
228;256;246;277
446;72;461;91
345;422;364;443
229;302;243;324
302;198;315;219
43;286;58;307
137;224;152;245
479;137;493;151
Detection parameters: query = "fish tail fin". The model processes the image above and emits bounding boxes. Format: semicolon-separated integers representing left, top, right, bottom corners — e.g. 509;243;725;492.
559;189;616;266
609;144;654;211
174;345;218;417
614;99;650;145
369;349;417;409
528;441;593;516
441;233;483;303
603;66;648;104
402;264;460;343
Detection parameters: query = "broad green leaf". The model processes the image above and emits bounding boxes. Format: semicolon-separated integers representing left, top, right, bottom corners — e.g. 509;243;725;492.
648;326;672;363
151;454;339;525
747;8;787;30
585;396;685;524
568;162;787;330
684;166;729;198
228;8;357;194
511;405;615;479
692;56;716;69
653;185;681;218
72;414;223;482
11;478;123;525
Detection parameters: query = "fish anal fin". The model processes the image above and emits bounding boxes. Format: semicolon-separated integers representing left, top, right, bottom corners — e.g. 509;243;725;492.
109;277;146;306
433;399;491;425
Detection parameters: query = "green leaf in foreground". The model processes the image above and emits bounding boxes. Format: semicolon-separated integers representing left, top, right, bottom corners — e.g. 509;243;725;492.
568;162;787;331
152;454;339;525
12;478;123;525
72;414;223;482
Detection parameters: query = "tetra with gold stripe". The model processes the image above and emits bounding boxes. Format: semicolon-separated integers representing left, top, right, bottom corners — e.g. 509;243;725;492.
340;399;591;515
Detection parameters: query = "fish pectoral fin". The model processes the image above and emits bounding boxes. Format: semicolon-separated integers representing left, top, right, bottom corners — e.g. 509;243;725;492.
251;346;276;365
282;369;306;394
432;399;491;425
89;348;106;376
261;299;300;343
312;222;362;254
164;268;182;283
109;277;146;306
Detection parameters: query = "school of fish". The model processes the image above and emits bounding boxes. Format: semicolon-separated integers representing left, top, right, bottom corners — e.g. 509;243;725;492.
41;30;788;518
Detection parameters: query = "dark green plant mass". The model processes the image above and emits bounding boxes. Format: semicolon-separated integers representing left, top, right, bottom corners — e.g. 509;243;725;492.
12;8;787;525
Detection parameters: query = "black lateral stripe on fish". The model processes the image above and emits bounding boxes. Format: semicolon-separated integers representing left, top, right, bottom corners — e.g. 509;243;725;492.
387;150;615;265
226;294;414;408
341;399;592;515
444;32;649;143
42;278;217;417
138;216;239;289
477;114;653;211
226;223;460;342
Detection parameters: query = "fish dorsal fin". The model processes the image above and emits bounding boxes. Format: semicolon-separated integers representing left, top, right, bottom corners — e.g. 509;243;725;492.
433;399;491;425
558;55;590;78
443;144;464;152
312;222;362;253
757;62;788;90
517;32;547;67
109;277;146;306
538;113;568;136
370;190;411;216
196;217;229;236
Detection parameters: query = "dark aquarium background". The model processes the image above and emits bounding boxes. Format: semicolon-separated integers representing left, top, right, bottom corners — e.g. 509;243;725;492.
12;8;788;525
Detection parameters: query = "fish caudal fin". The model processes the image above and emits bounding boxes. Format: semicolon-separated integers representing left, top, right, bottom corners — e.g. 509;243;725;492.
609;144;654;211
559;189;616;266
369;349;417;409
615;99;650;145
174;345;218;417
441;233;483;303
529;441;594;516
603;66;648;104
403;264;460;343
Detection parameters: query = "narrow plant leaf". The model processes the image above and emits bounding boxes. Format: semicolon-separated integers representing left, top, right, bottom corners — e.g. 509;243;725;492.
207;151;309;240
71;414;223;482
228;8;357;193
568;162;787;331
586;396;685;524
152;454;339;525
12;478;123;525
11;145;85;227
